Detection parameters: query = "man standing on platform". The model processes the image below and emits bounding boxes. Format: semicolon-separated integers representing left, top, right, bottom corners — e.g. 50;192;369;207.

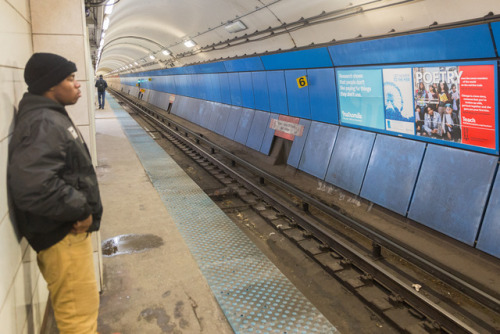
95;74;108;109
8;53;103;333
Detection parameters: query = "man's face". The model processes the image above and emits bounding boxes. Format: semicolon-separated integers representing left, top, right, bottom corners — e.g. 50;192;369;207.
51;73;81;105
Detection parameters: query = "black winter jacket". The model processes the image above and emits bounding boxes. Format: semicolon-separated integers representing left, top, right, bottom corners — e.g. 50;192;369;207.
8;93;103;252
95;78;107;92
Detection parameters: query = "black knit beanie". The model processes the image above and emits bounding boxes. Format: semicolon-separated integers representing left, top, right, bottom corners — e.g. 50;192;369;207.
24;53;77;95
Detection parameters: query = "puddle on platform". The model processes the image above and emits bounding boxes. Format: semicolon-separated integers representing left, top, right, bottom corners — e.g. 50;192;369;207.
102;234;164;257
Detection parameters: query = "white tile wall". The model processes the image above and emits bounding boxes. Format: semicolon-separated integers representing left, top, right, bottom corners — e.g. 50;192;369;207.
30;275;42;331
21;245;38;295
34;273;49;329
13;255;34;334
0;68;25;138
5;0;30;22
20;318;30;334
0;69;17;141
30;0;84;36
0;1;32;68
32;34;88;81
0;215;23;311
0;286;16;334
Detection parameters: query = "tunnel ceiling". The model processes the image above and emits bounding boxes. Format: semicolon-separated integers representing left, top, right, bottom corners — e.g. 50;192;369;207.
86;0;500;75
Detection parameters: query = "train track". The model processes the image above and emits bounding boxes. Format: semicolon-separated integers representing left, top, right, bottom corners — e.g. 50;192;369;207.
109;89;500;334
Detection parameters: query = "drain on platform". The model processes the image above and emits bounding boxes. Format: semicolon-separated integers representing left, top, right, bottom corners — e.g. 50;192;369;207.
102;234;164;257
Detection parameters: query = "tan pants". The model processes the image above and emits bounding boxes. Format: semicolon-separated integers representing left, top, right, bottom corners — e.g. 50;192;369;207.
37;233;99;334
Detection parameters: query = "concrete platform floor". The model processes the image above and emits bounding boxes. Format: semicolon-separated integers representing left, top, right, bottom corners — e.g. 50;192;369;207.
94;103;233;333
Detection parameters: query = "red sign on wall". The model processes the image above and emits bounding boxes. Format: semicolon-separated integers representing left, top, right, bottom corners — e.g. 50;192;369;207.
270;115;304;141
459;65;496;149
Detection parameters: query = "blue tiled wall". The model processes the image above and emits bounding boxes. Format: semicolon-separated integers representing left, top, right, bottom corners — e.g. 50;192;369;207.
120;23;498;156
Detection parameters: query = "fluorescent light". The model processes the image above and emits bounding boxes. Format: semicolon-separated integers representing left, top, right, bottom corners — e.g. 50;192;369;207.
184;39;196;48
162;49;170;56
134;61;138;65
102;16;110;30
224;20;247;33
104;1;113;15
149;54;155;60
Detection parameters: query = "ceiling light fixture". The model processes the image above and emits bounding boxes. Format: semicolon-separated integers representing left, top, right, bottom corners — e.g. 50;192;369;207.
102;16;110;30
184;39;196;48
162;49;171;56
149;54;156;60
104;0;114;15
224;20;247;33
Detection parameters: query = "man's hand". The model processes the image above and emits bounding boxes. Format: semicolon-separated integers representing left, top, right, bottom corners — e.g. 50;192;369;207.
72;215;93;234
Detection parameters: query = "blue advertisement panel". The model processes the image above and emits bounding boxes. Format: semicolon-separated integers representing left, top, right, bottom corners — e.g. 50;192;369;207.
383;68;415;135
337;69;385;130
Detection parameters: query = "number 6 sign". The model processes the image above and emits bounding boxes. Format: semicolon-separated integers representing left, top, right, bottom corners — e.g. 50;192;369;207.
296;75;308;88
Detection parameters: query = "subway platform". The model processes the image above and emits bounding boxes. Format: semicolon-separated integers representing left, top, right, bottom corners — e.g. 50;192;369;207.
92;97;231;334
67;95;339;334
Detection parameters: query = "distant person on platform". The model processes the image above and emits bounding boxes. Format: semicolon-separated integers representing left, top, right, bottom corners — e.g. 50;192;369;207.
95;74;108;109
7;53;103;333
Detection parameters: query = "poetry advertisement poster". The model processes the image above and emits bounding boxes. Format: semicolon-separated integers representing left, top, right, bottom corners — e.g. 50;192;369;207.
383;68;415;135
413;64;496;149
337;69;385;130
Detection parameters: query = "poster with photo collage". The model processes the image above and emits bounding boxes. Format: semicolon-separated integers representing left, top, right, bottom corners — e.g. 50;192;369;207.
336;62;497;151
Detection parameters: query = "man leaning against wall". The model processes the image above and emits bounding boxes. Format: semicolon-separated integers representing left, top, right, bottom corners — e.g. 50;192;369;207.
7;53;103;334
